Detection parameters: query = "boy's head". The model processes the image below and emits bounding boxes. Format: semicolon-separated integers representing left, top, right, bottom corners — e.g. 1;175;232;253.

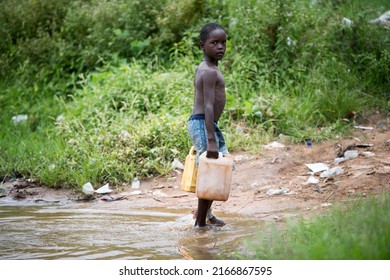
200;23;226;44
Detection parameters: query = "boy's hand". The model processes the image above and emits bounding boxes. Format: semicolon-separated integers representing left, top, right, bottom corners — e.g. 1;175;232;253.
206;150;219;159
206;140;219;159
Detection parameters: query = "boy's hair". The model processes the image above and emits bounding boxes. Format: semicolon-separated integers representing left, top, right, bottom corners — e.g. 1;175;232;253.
200;23;225;43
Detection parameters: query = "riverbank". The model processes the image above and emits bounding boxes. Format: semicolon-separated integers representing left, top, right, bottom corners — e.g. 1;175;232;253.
1;114;389;223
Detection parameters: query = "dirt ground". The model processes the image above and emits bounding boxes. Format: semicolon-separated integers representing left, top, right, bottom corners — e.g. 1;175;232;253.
1;113;389;222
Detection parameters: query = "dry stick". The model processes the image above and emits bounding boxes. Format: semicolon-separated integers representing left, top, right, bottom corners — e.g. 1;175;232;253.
323;191;335;203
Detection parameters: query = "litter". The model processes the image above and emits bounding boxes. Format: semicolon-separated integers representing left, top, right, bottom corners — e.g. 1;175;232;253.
361;151;375;157
82;182;112;195
344;150;359;159
263;141;286;149
320;167;344;178
171;158;184;170
266;188;290;196
354;125;374;130
131;177;140;189
305;163;329;174
307;176;319;185
335;150;359;164
12;114;28;124
95;183;112;194
82;182;95;195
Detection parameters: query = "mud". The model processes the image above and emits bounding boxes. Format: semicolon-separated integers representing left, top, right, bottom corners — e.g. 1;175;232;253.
1;114;389;223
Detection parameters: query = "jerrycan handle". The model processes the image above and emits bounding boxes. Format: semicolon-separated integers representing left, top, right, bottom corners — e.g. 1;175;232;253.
189;146;196;155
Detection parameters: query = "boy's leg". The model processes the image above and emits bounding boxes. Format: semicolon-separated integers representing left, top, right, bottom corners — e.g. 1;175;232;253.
194;198;210;227
206;201;225;226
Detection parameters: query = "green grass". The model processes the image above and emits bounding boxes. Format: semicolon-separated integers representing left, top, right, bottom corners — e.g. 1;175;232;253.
0;0;389;191
242;193;390;259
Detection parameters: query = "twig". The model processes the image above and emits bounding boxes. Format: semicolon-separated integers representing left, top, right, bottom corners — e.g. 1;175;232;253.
323;191;335;202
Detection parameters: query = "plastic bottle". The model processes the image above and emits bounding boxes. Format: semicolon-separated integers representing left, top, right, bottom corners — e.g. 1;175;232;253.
131;177;140;189
196;152;234;201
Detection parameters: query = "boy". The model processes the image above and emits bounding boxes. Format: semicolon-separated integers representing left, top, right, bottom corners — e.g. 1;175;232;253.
187;23;230;227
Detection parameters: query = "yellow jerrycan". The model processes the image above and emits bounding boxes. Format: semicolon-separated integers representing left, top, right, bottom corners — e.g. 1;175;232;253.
196;152;234;201
181;146;197;193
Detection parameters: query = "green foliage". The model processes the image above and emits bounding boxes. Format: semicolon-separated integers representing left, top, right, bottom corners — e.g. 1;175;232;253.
242;192;390;259
0;0;389;189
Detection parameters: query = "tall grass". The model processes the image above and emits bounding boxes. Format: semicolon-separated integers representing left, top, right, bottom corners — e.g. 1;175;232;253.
243;193;390;259
0;0;389;190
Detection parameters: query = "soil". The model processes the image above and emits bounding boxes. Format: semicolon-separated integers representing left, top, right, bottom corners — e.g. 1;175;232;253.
1;113;389;222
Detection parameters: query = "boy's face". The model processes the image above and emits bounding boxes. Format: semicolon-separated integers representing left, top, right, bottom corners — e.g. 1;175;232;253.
201;29;227;61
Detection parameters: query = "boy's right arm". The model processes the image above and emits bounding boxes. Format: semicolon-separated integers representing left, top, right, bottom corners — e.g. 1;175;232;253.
202;69;219;159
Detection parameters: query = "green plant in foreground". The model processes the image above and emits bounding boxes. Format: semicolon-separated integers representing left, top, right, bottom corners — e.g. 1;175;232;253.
243;193;390;259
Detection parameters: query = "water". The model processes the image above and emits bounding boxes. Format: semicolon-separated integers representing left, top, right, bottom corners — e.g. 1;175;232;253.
0;200;264;260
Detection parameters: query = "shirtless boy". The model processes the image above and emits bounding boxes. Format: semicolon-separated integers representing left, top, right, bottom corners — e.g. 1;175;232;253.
187;23;230;227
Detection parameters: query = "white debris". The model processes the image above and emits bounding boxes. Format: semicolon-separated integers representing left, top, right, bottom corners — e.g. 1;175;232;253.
131;177;140;189
12;114;28;124
320;167;344;178
95;183;112;194
321;202;333;207
369;10;390;26
354;125;374;130
263;141;286;149
266;188;290;196
82;182;95;195
307;176;320;185
361;151;375;157
171;158;184;170
335;150;359;164
344;150;359;159
305;163;329;174
342;17;353;26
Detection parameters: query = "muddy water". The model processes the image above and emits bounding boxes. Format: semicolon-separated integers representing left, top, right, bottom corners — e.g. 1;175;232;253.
0;200;264;260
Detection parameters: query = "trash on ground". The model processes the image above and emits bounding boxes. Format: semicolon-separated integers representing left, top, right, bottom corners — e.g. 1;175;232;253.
12;114;28;124
335;149;359;164
305;163;329;174
95;183;112;194
101;195;114;201
320;167;344;178
369;10;390;26
342;17;353;26
354;125;374;130
131;177;140;189
82;182;113;195
321;202;333;207
344;150;359;159
361;151;375;157
101;195;126;202
263;141;286;149
171;158;184;170
82;182;95;195
266;188;290;196
307;176;319;185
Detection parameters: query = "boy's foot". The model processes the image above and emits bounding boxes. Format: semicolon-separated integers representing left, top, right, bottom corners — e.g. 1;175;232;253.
192;210;225;226
208;215;225;226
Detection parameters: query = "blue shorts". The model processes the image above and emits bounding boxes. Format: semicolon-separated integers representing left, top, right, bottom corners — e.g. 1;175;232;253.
187;114;229;165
